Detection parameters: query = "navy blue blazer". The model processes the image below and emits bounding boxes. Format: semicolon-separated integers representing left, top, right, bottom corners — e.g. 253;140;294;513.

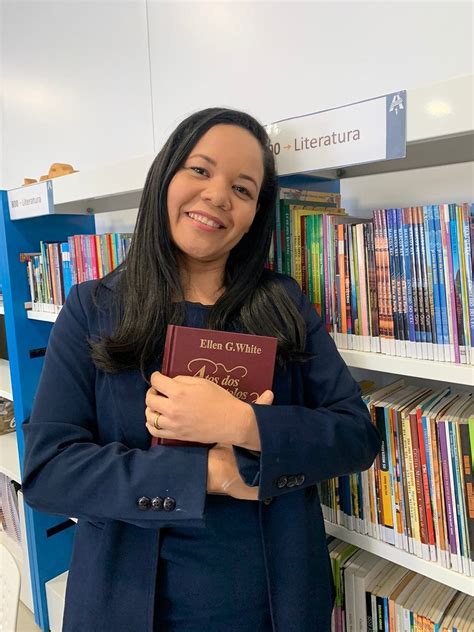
22;272;380;632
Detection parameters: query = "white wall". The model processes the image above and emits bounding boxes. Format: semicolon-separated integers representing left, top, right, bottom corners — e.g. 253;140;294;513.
1;0;472;231
1;0;153;190
148;1;473;148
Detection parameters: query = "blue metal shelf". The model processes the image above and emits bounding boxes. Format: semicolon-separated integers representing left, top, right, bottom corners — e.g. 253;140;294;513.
0;191;96;631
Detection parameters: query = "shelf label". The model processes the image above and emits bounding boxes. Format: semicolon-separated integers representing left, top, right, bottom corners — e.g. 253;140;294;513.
265;91;406;176
7;180;54;220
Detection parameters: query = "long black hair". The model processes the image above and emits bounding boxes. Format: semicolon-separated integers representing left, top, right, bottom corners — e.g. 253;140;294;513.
90;107;307;377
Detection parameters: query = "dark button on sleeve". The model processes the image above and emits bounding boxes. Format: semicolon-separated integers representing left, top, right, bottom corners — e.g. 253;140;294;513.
163;497;176;512
137;496;151;511
296;474;305;486
277;476;288;489
287;475;297;488
263;497;273;506
151;497;164;511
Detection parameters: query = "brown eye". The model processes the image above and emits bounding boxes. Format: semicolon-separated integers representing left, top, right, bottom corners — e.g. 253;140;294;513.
189;166;208;176
234;185;252;198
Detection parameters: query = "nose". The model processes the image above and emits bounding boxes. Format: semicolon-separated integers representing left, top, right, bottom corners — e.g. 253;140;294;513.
200;178;231;210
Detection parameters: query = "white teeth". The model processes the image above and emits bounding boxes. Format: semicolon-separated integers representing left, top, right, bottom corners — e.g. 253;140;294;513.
188;212;221;228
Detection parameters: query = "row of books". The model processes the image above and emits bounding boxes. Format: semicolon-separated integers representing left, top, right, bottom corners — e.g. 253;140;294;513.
319;380;474;577
268;193;474;365
21;233;132;313
329;537;472;632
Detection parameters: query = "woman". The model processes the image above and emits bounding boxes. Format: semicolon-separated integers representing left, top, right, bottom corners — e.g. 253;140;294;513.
22;108;380;632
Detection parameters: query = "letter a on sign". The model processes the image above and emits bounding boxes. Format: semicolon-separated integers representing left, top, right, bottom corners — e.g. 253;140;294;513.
389;93;404;115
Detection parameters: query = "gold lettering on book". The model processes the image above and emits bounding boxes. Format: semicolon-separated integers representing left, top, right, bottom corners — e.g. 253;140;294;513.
199;338;262;354
187;358;256;400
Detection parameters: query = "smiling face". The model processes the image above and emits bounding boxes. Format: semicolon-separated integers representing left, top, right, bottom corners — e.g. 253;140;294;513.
166;124;265;272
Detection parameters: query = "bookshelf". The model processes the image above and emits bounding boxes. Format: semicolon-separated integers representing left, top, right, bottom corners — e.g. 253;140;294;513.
25;310;474;386
324;521;473;596
338;350;473;386
0;74;472;629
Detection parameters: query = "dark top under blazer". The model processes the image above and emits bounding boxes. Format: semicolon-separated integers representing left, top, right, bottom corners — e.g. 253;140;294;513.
22;272;380;632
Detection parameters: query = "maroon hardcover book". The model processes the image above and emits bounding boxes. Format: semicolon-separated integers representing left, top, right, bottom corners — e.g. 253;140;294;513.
151;325;278;447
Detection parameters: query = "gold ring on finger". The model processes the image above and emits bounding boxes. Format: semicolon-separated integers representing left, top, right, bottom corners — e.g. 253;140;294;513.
153;412;162;430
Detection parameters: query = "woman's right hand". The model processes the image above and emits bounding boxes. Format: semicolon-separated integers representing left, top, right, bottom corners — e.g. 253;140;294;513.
207;443;259;500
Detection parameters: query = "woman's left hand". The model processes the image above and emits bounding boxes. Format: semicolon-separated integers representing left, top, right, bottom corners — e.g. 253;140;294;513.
145;371;254;446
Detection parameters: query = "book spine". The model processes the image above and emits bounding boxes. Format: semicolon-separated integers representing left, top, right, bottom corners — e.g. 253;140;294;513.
417;406;436;559
407;207;422;357
438;420;459;571
418;206;434;359
60;243;72;300
293;209;302;286
356;223;370;350
53;243;65;305
433;205;450;360
344;223;352;339
373;211;385;345
449;204;466;363
410;410;430;558
459;422;474;573
348;224;359;349
402;411;421;555
89;234;98;279
395;409;409;551
306;216;314;308
413;207;428;358
367;222;380;349
301;215;308;295
386;209;400;354
430;416;448;567
441;204;459;362
275;194;282;273
47;244;58;305
426;205;443;361
401;208;416;357
394;209;407;356
462;204;474;364
449;420;469;574
380;210;395;354
95;235;103;279
335;223;343;342
375;405;393;542
457;204;472;364
323;216;331;332
106;233;115;271
67;236;77;286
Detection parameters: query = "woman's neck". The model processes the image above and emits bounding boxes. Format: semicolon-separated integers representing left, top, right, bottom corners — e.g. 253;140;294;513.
179;260;226;305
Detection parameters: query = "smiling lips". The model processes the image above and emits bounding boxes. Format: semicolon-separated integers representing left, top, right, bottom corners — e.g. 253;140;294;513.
186;211;225;231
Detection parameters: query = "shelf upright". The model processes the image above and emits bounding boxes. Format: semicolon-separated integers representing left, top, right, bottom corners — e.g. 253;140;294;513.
0;190;96;631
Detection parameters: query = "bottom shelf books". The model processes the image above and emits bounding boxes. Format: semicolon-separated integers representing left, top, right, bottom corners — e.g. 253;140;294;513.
319;379;474;578
329;537;473;632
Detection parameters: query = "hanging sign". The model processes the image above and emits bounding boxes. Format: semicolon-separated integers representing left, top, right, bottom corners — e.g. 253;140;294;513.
265;91;406;176
8;180;54;220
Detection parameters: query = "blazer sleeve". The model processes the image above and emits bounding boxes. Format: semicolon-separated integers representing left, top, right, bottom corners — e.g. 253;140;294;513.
235;278;381;500
22;282;209;529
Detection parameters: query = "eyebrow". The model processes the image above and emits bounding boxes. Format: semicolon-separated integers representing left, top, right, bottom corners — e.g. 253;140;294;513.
188;153;259;191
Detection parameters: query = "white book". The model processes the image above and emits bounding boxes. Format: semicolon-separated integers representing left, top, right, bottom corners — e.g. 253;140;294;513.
365;560;393;632
352;554;387;632
430;585;457;630
343;550;366;632
395;573;424;632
